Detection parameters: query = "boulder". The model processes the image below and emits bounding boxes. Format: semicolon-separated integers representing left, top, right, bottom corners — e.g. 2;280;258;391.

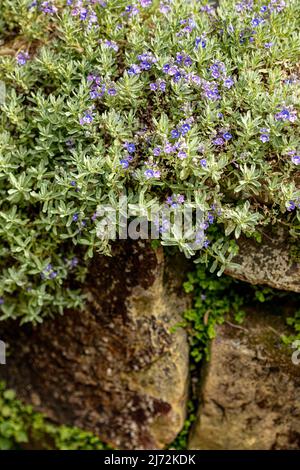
188;308;300;450
225;229;300;293
0;241;190;450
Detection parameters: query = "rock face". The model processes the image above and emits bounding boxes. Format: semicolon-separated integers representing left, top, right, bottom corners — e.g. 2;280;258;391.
225;229;300;293
0;241;190;450
189;309;300;450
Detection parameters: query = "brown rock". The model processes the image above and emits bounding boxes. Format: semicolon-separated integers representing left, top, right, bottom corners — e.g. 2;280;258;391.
225;229;300;292
188;309;300;450
0;241;190;450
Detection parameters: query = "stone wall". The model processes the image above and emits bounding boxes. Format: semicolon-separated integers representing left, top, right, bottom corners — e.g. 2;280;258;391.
0;240;300;449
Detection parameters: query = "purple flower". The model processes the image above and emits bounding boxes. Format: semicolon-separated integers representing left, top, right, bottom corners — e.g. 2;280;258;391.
145;169;154;178
291;155;300;165
202;81;220;101
287;201;296;211
120;159;129;169
171;129;180;139
223;77;234;88
73;213;79;222
28;1;38;8
210;62;226;79
107;87;117;96
207;212;214;224
0;298;4;305
252;18;262;27
103;40;119;52
140;60;151;70
79;112;94;125
195;36;206;48
79;8;88;20
223;132;232;140
70;257;79;268
40;1;58;14
264;42;273;48
70;180;76;187
159;80;166;92
153;147;161;156
213;137;224;146
260;134;269;143
177;150;187;159
16;51;30;65
275;107;297;123
150;82;158;91
124;142;136;153
181;123;191;135
200;158;207;168
184;56;192;67
128;64;141;75
140;0;152;7
164;142;175;154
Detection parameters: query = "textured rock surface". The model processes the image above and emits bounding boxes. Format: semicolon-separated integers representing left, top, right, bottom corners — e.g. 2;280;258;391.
189;309;300;450
0;241;190;450
225;229;300;292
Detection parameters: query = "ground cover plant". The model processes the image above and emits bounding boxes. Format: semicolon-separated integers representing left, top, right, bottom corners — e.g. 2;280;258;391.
0;0;299;323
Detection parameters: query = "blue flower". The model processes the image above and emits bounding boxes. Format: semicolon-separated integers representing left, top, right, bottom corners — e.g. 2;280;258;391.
181;123;191;135
260;134;269;143
200;158;207;168
40;1;58;14
223;77;234;88
125;142;136;153
107;87;117;96
16;51;30;65
287;201;296;211
223;132;232;140
177;150;187;159
128;64;141;75
213;137;224;146
120;159;129;169
144;169;154;178
79;111;94;125
140;60;151;70
291;155;300;165
171;129;180;139
207;212;214;224
195;36;206;48
73;213;79;222
252;18;261;27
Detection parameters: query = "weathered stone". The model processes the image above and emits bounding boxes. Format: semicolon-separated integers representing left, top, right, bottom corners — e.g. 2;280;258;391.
225;228;300;292
189;309;300;450
0;241;190;450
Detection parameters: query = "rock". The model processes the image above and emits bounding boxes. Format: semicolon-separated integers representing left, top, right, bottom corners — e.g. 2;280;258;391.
188;308;300;450
225;228;300;292
0;241;190;450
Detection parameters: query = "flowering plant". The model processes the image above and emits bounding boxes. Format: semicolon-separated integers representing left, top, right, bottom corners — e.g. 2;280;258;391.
0;0;299;322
